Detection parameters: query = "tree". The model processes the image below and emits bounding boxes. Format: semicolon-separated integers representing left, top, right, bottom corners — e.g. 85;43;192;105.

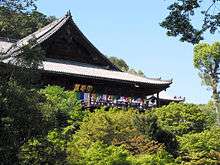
161;0;220;44
0;1;55;39
0;81;46;164
178;127;220;164
39;86;86;131
153;103;215;135
0;1;56;163
19;86;87;164
194;42;220;125
109;56;129;72
19;130;69;164
67;141;132;165
0;0;37;12
108;56;146;77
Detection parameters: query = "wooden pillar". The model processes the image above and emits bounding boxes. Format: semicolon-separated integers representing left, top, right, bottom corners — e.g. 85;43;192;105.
156;92;160;107
87;93;91;107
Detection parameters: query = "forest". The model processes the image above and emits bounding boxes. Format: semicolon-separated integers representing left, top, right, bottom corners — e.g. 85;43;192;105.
1;0;220;164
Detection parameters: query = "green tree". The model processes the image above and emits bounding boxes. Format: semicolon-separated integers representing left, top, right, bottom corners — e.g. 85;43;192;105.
178;127;220;164
109;56;129;72
67;141;132;165
0;0;37;12
161;0;220;44
108;56;145;77
72;109;137;147
39;86;86;131
129;150;175;165
70;109;176;157
153;103;215;135
19;86;87;164
128;69;145;77
19;130;68;165
0;0;55;39
0;81;46;164
194;42;220;125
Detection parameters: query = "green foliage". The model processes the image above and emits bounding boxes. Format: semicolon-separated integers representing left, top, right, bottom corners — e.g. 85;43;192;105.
134;113;179;157
70;109;177;158
108;56;145;77
194;42;220;72
19;129;68;165
127;69;145;77
109;56;129;72
68;141;175;165
0;80;46;163
70;109;167;157
133;113;158;139
178;127;220;164
161;0;220;44
153;103;215;136
129;150;176;165
39;85;86;131
68;141;131;165
18;86;87;164
193;42;220;125
0;6;55;39
72;109;137;147
1;83;217;164
1;0;37;12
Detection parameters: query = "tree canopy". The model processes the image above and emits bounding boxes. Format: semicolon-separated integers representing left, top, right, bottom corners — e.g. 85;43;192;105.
0;0;55;39
161;0;220;44
193;42;220;125
108;56;145;77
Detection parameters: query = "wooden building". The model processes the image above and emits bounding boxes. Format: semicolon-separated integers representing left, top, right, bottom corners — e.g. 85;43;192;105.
0;12;183;109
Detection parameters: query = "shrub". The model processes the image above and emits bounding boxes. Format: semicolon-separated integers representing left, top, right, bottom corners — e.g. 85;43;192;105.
67;141;132;165
72;109;137;147
133;113;179;157
0;81;46;163
39;85;86;131
153;103;215;136
19;86;88;164
129;149;176;165
70;109;165;156
178;127;220;164
19;130;68;164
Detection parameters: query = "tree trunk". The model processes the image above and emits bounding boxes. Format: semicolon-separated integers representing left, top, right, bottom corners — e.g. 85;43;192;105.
212;80;220;126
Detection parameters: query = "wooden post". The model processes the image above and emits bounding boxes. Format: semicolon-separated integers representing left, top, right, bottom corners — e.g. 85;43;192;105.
87;93;91;107
156;92;160;107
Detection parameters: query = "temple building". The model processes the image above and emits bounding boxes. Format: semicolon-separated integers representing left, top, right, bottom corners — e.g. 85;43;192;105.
0;12;184;109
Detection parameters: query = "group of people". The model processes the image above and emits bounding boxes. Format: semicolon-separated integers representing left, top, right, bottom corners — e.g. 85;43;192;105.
75;92;157;110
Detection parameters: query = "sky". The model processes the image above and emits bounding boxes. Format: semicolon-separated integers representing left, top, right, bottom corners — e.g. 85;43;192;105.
36;0;220;104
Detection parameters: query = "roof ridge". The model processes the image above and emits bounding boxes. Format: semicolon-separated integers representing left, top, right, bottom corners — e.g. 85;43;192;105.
5;15;70;56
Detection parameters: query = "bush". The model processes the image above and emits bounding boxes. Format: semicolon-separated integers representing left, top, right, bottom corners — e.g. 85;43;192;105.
153;103;215;136
67;141;132;165
0;81;46;164
72;109;138;147
129;150;176;165
19;130;68;164
133;113;179;157
178;127;220;164
39;85;86;131
70;109;166;155
19;86;88;164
